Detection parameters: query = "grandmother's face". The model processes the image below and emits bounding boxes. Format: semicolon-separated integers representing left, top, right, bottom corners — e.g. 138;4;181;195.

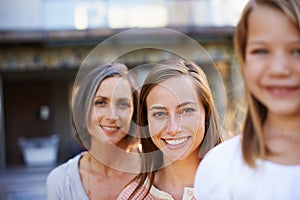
88;76;134;145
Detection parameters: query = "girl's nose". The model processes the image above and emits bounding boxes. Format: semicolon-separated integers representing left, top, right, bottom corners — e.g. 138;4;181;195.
269;52;292;77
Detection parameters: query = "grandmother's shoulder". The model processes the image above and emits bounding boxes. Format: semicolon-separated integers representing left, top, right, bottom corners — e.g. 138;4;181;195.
47;153;82;183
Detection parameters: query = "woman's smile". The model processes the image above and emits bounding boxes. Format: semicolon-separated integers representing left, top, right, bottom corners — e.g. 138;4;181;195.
100;125;120;134
162;136;191;149
147;75;206;161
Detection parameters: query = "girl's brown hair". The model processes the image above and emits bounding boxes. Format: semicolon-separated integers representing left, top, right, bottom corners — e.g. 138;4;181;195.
234;0;300;167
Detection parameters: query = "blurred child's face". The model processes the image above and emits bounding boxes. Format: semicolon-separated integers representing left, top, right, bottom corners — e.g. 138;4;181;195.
88;76;134;146
245;4;300;117
146;75;205;162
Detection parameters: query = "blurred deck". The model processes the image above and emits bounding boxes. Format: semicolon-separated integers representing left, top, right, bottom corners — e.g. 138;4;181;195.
0;166;54;200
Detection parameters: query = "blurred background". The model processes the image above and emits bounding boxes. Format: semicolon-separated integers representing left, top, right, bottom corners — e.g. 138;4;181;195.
0;0;247;199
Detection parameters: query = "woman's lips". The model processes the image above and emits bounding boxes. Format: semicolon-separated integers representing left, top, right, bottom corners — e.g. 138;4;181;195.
101;125;120;134
164;137;188;145
162;137;190;149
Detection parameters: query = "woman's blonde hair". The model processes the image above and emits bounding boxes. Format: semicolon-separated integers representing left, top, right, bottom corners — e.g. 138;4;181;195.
234;0;300;167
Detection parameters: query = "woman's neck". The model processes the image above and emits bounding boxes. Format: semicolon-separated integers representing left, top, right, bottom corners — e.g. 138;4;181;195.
89;138;140;173
79;151;136;200
90;137;126;165
154;152;200;197
84;151;121;177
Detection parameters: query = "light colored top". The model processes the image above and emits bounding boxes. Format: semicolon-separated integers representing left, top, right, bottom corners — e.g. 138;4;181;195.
194;135;300;200
46;152;88;200
118;180;195;200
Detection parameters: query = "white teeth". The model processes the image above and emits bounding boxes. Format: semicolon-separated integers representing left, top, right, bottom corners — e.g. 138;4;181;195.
102;126;118;131
164;137;188;145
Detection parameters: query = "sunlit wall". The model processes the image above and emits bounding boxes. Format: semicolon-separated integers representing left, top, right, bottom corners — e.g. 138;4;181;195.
0;0;248;30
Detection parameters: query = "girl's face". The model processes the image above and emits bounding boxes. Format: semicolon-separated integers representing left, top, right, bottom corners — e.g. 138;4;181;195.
245;4;300;117
88;76;134;145
146;75;205;162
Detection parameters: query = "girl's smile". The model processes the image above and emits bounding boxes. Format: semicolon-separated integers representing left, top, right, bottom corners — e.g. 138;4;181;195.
265;85;299;97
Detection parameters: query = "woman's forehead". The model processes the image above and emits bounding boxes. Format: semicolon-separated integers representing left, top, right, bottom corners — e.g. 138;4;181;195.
96;76;132;98
147;76;198;106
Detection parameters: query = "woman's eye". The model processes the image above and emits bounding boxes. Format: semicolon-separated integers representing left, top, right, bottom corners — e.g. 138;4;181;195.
118;100;130;109
94;100;107;107
152;112;167;119
180;107;195;115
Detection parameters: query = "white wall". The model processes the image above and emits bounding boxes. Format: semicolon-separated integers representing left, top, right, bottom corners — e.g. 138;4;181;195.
0;0;248;31
0;0;42;30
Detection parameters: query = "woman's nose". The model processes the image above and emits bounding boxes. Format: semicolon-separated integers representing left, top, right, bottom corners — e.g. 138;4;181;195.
166;114;181;136
106;106;118;120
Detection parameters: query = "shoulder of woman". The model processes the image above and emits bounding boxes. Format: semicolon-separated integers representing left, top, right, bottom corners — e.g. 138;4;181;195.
46;153;83;187
46;153;86;200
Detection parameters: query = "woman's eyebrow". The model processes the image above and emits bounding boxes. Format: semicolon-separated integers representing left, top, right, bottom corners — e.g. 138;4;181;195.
177;101;197;108
117;97;131;102
149;105;166;111
149;101;197;110
94;95;107;99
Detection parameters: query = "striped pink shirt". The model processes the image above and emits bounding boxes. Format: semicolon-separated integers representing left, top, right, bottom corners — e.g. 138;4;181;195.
117;181;195;200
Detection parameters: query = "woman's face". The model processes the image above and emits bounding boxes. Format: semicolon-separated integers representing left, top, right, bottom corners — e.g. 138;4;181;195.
88;76;134;145
146;75;205;162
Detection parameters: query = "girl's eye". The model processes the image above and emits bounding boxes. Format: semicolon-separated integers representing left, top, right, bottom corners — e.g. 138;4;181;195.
152;112;167;119
252;49;268;55
292;48;300;56
179;107;195;115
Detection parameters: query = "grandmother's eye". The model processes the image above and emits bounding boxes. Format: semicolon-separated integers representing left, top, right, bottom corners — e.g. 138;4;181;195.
292;48;300;56
118;99;130;109
95;99;107;107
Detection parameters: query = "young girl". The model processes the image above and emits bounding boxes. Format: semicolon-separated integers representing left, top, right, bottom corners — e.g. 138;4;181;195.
47;63;140;200
118;59;223;200
194;0;300;199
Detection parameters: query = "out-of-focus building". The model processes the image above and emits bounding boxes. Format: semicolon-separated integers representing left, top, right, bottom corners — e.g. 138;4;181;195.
0;0;247;169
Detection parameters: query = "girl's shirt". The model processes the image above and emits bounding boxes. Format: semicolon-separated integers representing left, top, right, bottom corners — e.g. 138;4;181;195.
118;180;195;200
194;135;300;200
